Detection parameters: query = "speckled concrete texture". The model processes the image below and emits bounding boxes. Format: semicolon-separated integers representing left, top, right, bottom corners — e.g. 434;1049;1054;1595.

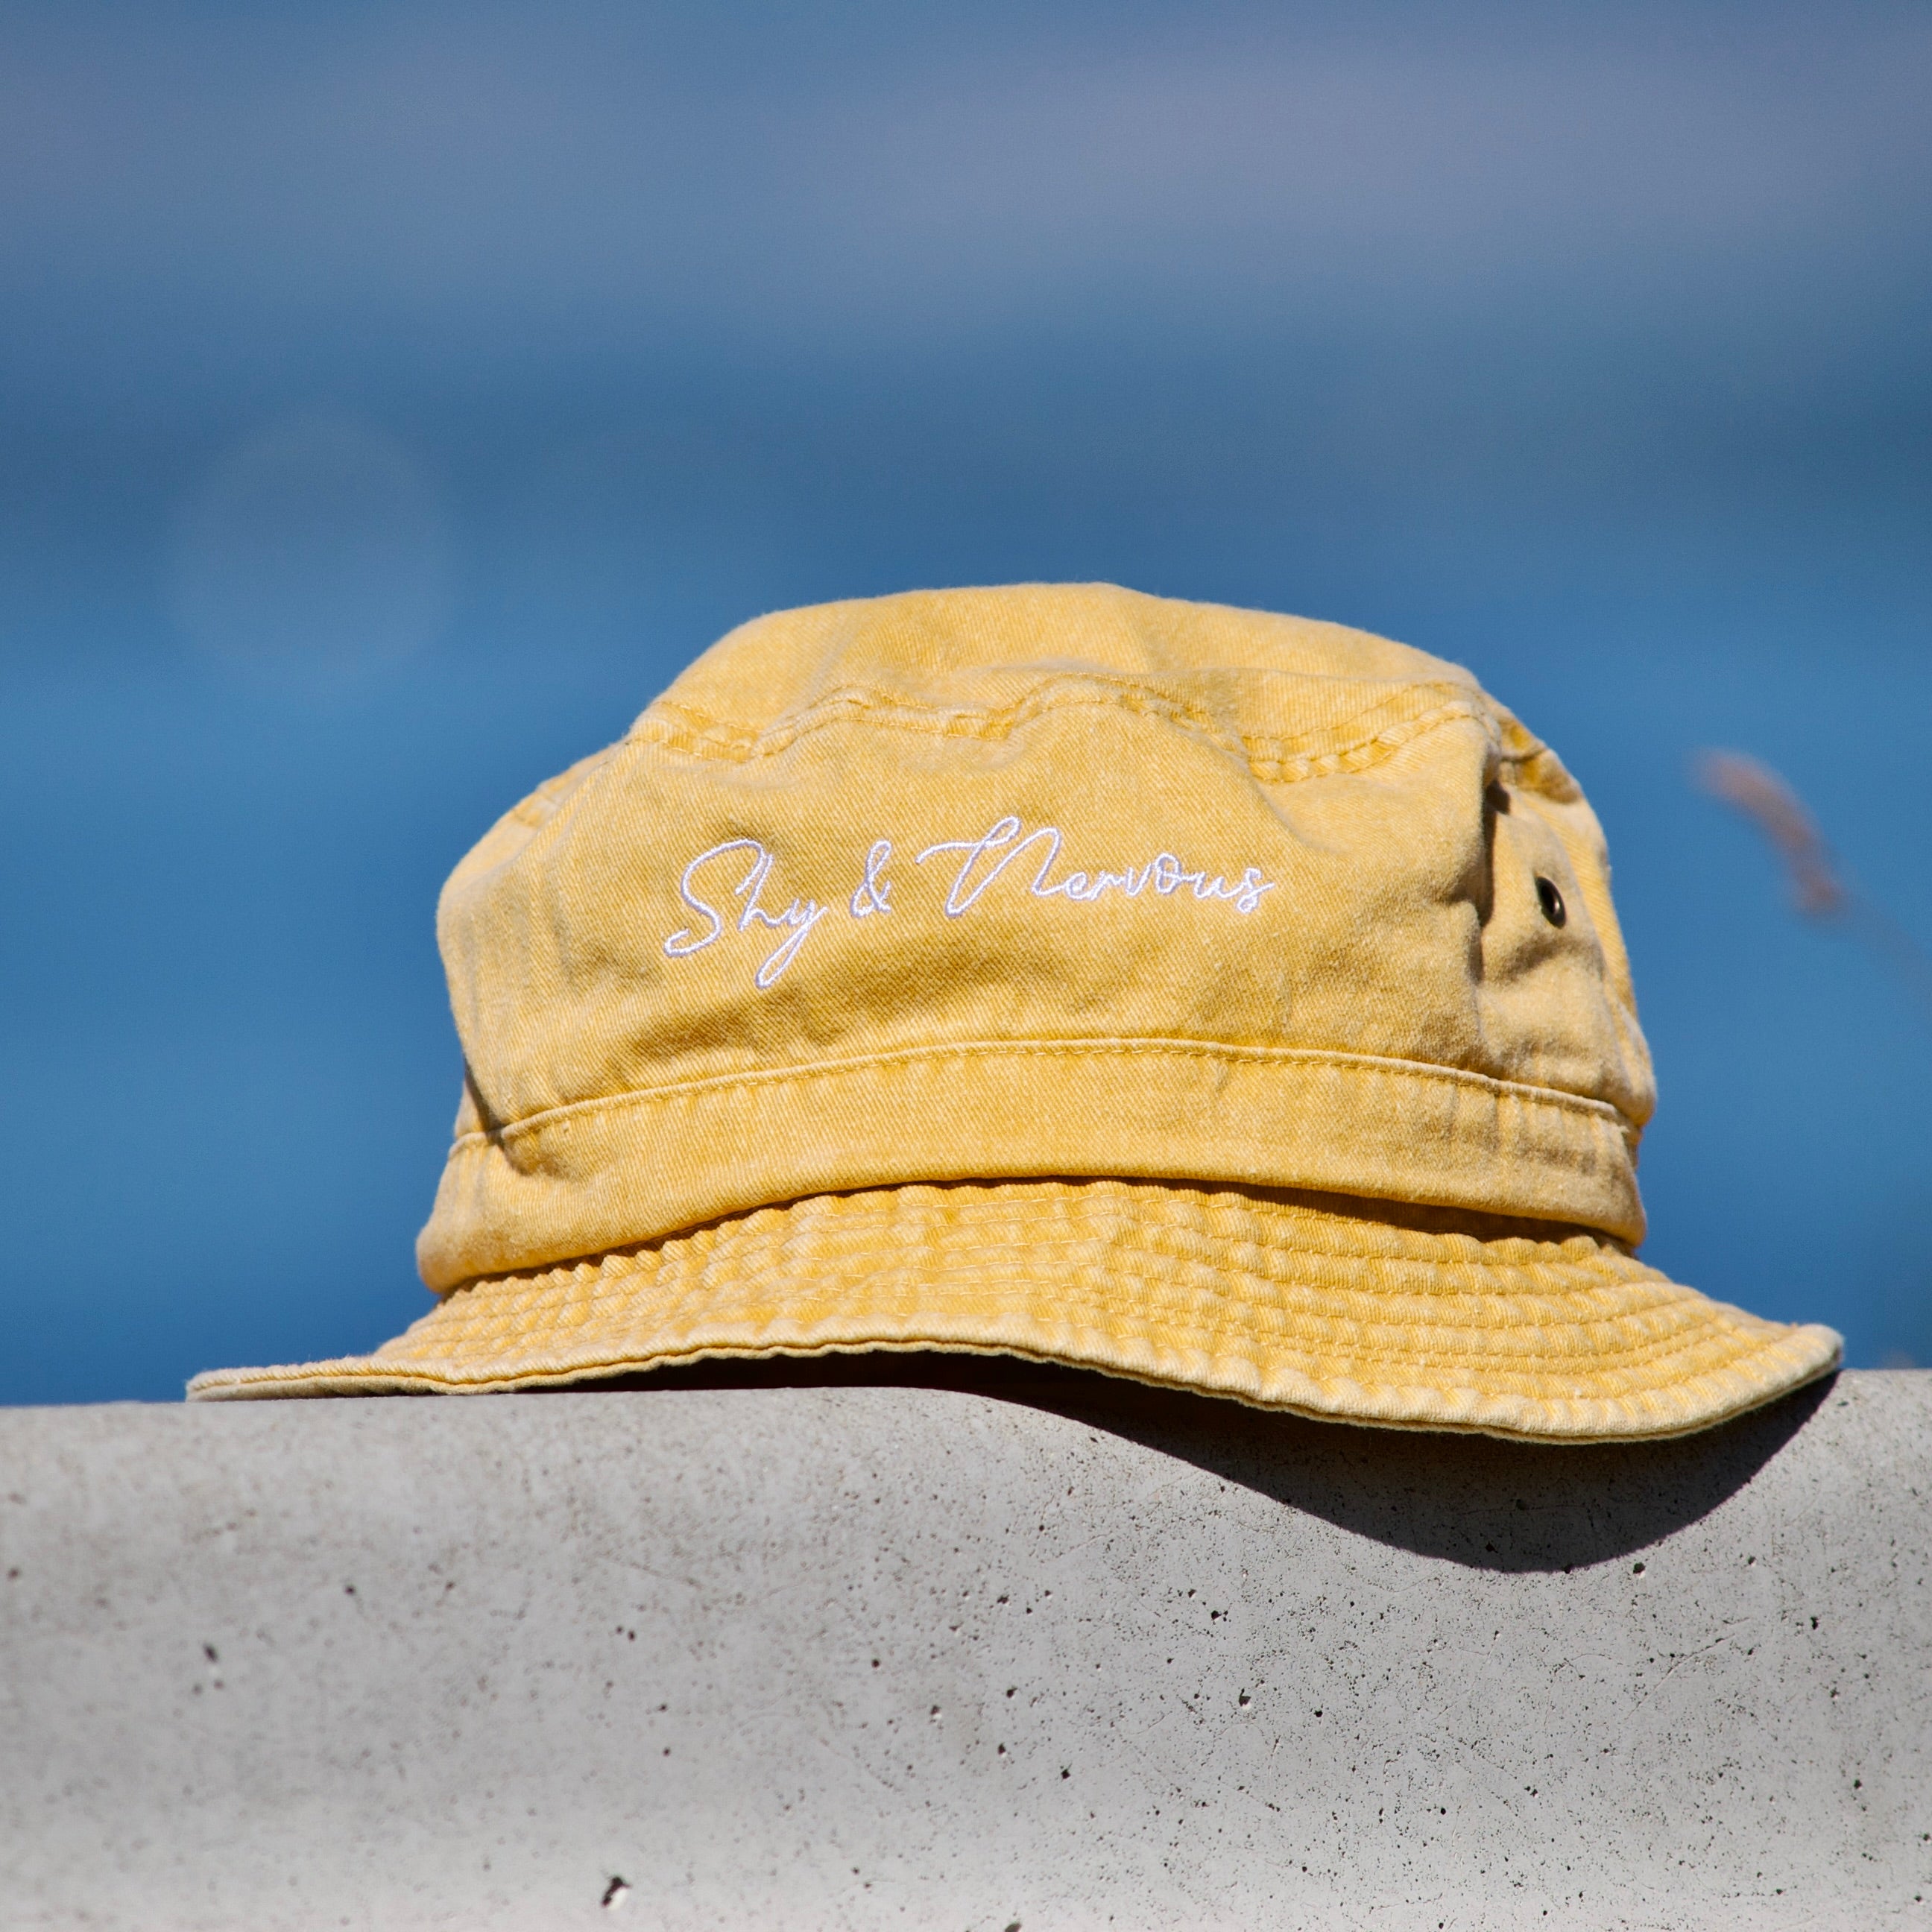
1;1367;1928;1929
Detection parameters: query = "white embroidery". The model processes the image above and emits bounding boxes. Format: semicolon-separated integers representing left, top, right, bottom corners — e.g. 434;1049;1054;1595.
916;814;1273;917
850;839;894;918
663;817;1275;992
663;839;830;988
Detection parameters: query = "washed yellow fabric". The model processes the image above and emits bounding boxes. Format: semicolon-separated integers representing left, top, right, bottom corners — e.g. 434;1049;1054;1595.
190;584;1840;1436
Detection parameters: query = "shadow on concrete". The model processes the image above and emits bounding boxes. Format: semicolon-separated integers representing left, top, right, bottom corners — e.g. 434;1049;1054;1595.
1031;1369;1835;1573
584;1354;1836;1573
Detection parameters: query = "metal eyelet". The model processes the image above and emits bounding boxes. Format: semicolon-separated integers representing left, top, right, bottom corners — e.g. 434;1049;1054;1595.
1535;877;1567;927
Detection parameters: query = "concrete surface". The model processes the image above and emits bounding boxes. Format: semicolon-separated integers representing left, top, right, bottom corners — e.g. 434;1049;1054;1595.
1;1365;1928;1931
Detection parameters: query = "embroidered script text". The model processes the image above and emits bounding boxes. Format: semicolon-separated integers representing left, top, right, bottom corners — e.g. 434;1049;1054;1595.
663;817;1274;990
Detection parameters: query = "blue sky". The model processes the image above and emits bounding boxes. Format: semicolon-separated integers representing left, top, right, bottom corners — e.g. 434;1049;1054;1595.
1;0;1928;1401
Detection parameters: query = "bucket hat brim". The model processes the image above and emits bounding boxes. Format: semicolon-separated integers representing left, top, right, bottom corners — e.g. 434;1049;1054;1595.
187;1178;1840;1440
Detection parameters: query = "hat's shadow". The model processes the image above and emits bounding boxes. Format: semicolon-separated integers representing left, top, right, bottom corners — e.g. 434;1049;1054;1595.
584;1354;1835;1575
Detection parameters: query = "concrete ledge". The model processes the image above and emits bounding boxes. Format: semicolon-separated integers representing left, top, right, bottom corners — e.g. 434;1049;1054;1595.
2;1366;1928;1929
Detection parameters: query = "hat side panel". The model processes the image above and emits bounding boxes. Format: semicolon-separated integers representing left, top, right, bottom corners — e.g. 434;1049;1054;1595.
419;680;1648;1287
1477;768;1655;1135
435;742;628;1134
439;687;1521;1122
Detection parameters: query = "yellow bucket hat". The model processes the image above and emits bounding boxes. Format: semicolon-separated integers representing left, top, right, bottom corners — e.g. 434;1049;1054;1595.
190;584;1840;1438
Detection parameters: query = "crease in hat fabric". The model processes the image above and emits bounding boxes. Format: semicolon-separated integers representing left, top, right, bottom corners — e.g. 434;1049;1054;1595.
190;583;1841;1436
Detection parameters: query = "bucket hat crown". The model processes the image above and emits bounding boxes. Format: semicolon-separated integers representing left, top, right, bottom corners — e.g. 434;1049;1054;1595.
192;584;1840;1438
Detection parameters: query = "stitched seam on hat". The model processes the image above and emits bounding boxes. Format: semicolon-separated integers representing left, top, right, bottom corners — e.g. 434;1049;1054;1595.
435;1275;1778;1377
663;1195;1623;1264
445;1246;1673;1308
426;1197;1652;1300
510;1230;1666;1310
628;684;1512;783
450;1038;1635;1151
458;1226;1650;1289
389;1262;1792;1375
189;1302;1837;1407
189;1347;1821;1430
427;1320;1762;1382
249;1290;1800;1383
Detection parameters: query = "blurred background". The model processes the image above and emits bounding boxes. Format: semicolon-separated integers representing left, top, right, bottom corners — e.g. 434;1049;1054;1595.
1;0;1928;1403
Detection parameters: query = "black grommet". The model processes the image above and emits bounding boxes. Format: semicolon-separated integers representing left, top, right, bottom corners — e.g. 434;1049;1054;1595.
1535;877;1567;927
